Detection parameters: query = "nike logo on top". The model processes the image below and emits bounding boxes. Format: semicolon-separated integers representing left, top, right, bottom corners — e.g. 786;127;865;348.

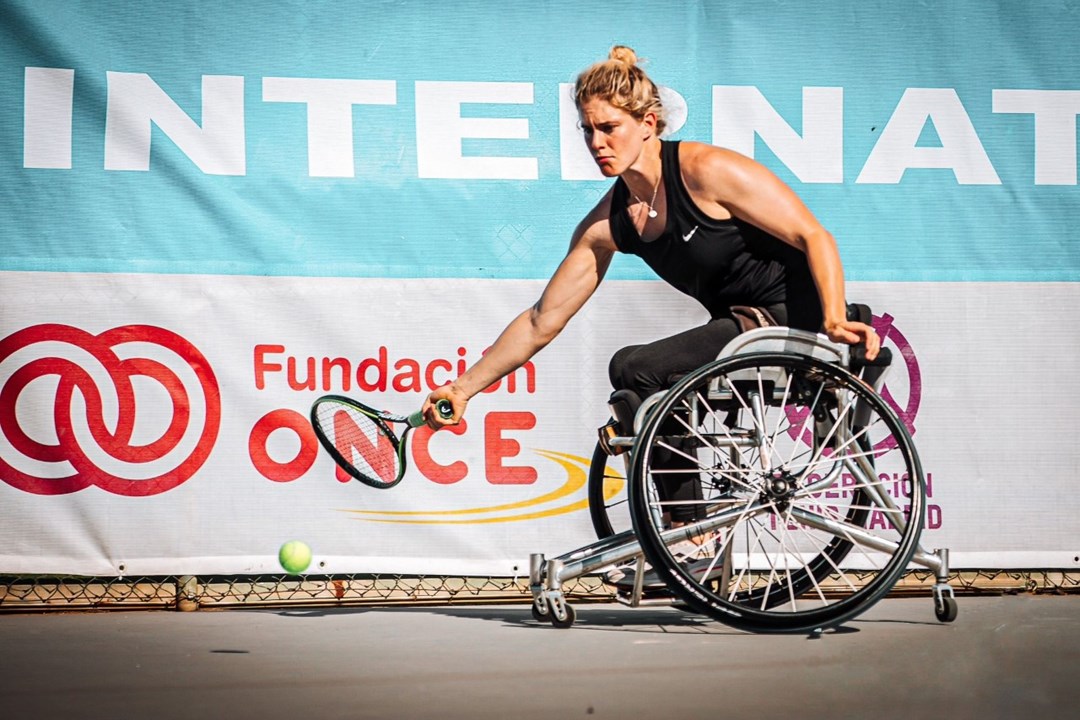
682;225;699;242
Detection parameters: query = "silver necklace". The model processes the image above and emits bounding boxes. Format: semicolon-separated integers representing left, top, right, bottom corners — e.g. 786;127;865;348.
633;173;661;219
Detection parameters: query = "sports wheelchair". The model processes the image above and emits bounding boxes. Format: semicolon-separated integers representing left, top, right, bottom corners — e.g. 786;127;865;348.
529;306;956;633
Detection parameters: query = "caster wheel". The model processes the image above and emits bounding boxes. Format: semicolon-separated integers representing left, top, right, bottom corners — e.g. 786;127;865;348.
530;601;548;622
935;596;959;623
550;602;576;629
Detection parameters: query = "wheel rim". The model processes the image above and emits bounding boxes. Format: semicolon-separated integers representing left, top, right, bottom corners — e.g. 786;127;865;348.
629;352;926;633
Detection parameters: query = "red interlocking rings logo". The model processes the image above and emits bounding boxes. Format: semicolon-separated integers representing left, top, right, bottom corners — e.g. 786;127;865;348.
0;324;220;496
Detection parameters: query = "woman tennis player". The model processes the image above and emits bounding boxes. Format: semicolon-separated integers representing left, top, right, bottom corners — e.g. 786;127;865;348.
422;46;879;514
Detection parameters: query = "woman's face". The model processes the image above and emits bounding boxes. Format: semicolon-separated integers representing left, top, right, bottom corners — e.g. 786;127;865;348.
578;98;655;177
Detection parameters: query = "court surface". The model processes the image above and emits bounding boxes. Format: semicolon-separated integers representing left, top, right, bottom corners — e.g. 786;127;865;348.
1;594;1076;719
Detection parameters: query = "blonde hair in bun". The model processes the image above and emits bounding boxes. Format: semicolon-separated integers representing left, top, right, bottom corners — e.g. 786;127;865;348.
608;45;639;66
575;45;666;135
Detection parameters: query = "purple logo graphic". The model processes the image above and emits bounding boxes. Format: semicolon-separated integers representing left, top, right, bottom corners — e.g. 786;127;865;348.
786;312;921;452
873;312;921;446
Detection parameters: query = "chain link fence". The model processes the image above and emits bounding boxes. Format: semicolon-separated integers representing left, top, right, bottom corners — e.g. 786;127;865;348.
1;570;1076;613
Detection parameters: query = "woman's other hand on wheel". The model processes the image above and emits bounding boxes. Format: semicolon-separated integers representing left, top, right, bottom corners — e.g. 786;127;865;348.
824;320;880;361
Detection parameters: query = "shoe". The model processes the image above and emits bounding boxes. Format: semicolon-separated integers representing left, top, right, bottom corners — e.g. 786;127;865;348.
604;565;667;590
604;554;724;590
682;555;726;583
667;537;715;561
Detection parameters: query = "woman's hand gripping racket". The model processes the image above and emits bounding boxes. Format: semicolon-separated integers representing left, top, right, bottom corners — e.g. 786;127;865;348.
310;396;454;489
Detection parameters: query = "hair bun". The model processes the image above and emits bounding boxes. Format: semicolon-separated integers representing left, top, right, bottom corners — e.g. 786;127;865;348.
608;45;639;67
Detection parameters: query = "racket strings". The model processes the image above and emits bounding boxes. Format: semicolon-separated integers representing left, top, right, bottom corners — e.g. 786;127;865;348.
315;403;402;486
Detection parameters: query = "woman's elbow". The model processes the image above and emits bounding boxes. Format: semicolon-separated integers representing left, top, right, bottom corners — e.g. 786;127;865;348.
528;309;566;346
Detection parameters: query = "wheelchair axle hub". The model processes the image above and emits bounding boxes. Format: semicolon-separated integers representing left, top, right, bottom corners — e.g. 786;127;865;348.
765;469;798;502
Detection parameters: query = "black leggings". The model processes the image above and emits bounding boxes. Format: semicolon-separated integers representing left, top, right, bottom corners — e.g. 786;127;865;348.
607;303;817;522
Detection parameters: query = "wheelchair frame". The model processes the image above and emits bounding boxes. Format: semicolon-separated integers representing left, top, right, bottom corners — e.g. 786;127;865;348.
529;326;957;633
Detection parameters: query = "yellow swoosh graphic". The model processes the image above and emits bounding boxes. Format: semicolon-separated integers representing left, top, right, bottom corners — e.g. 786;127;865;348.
339;449;624;525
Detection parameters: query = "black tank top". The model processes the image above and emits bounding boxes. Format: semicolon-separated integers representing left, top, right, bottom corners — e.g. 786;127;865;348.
609;140;818;325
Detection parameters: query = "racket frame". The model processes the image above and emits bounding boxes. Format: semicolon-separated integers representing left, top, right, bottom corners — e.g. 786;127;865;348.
310;395;450;489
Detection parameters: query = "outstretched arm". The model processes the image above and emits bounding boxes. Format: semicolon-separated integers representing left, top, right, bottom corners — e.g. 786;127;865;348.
423;213;616;426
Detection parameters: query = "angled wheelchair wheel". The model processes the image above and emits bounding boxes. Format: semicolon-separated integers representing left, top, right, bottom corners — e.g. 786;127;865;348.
628;351;926;634
588;437;631;540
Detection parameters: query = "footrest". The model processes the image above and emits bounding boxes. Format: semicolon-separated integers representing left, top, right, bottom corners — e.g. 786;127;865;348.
606;556;725;590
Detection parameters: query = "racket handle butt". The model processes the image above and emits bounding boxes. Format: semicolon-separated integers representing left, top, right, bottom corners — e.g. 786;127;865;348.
436;399;453;420
408;400;454;427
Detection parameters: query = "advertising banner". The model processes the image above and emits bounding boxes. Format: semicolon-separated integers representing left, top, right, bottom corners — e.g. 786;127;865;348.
1;1;1077;574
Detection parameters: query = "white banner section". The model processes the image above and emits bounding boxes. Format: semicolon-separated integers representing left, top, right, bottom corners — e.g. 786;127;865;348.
1;272;1078;575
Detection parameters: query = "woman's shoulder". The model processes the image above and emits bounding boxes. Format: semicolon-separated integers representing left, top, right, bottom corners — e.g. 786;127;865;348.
677;140;751;170
676;141;759;194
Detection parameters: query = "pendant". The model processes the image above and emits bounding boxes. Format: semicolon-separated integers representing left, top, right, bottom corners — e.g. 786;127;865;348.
648;209;658;218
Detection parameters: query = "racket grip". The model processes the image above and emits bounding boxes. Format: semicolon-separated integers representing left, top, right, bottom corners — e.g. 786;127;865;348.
407;399;454;427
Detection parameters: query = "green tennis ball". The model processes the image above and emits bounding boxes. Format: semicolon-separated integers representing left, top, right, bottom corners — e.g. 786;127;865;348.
278;540;312;575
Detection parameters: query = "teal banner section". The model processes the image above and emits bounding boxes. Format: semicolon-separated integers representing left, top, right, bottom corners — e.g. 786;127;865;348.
1;0;1077;281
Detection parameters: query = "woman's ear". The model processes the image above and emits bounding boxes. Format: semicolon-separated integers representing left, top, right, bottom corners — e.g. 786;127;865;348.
641;111;658;140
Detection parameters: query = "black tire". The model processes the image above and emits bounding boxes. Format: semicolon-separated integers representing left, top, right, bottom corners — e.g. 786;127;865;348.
628;352;925;634
587;437;630;540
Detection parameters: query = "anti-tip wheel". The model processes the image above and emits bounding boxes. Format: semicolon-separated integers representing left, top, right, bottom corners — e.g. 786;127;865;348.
935;596;959;623
550;602;576;629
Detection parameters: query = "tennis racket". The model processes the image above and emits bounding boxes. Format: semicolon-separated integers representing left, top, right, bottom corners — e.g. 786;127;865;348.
310;396;454;489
